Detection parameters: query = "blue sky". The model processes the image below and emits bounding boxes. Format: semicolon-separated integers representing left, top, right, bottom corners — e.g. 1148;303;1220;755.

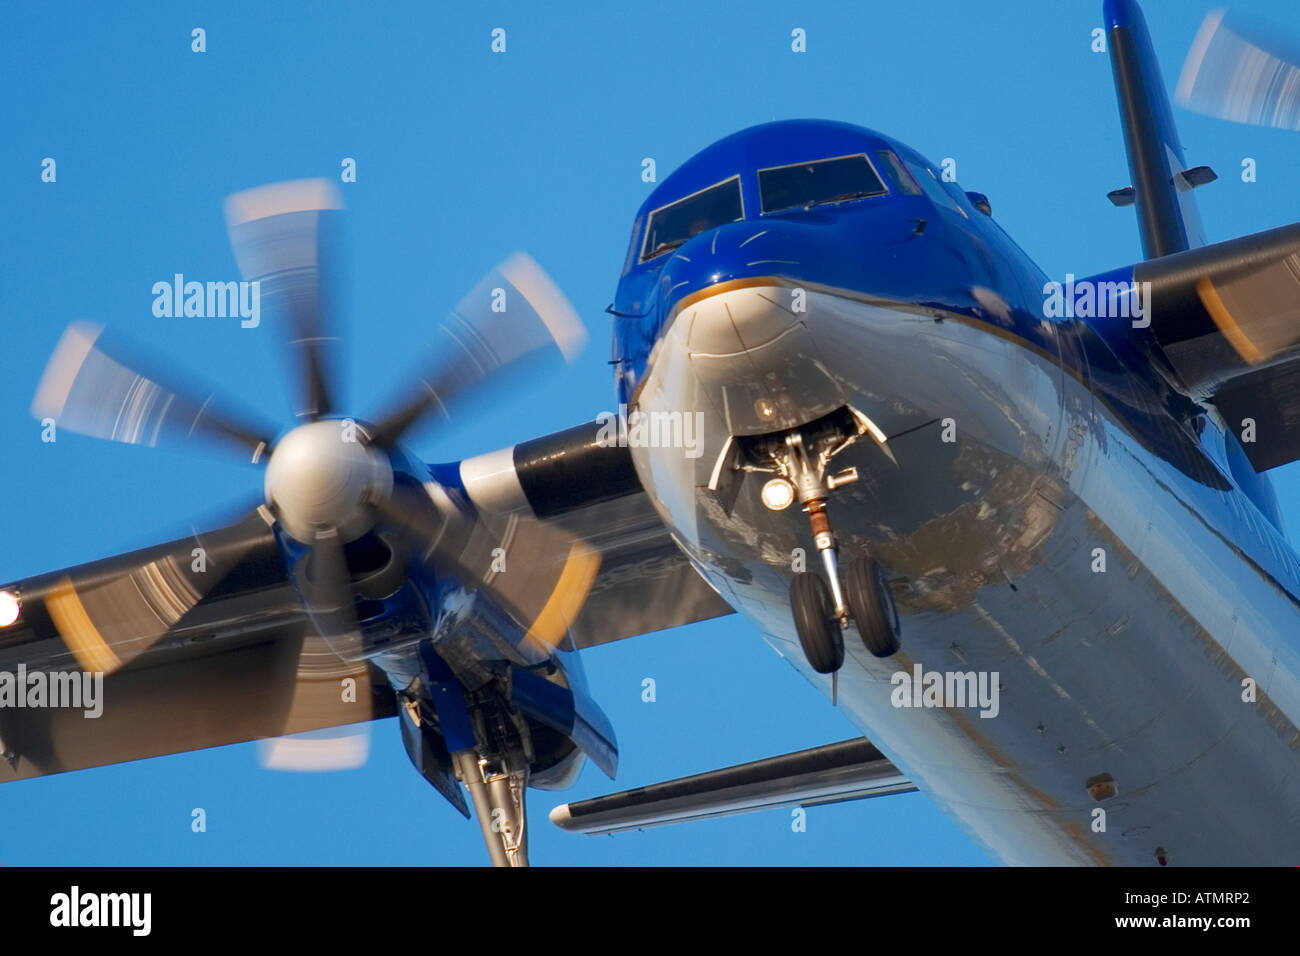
1;0;1298;865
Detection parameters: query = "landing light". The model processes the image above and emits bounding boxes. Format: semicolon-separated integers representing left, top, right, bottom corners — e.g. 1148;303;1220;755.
761;478;796;511
0;591;20;627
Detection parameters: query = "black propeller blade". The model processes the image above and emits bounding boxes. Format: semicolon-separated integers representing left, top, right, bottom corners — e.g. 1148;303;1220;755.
293;526;366;662
37;503;271;675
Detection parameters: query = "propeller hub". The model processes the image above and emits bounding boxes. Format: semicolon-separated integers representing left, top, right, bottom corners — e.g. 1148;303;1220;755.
264;420;392;544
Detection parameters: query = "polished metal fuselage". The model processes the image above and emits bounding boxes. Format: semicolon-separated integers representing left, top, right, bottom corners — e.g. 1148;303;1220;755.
630;282;1300;865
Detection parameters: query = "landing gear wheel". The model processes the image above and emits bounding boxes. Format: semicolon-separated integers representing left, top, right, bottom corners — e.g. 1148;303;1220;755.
846;556;900;658
790;572;844;673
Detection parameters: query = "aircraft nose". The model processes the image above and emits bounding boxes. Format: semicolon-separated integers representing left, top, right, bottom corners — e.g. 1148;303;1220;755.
656;221;814;351
650;223;849;435
680;278;798;355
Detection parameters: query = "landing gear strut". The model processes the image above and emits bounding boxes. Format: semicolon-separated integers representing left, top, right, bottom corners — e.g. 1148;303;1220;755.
430;669;538;867
783;431;854;674
453;750;530;867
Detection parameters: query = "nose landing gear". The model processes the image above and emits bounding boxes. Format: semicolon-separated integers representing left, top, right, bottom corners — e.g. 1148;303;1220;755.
756;411;901;673
782;431;852;674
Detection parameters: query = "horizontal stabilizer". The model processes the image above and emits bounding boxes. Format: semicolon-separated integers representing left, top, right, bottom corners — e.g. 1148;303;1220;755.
549;738;913;835
1108;168;1213;209
1108;186;1136;208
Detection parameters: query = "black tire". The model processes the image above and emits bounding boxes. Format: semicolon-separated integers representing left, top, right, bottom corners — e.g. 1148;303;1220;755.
790;572;844;673
846;556;900;657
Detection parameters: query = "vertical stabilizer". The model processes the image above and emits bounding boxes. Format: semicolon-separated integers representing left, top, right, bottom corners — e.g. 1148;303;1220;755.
1105;0;1213;259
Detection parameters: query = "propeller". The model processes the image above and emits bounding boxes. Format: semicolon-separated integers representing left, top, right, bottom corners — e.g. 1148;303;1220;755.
1176;8;1300;130
32;178;594;774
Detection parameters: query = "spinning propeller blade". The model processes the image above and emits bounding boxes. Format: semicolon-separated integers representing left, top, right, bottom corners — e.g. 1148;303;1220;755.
368;252;586;449
225;179;344;421
1177;8;1300;130
292;526;366;662
32;322;274;463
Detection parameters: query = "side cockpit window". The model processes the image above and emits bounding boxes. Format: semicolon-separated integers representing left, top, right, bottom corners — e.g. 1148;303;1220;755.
622;213;644;275
903;159;969;219
875;150;923;196
757;153;888;213
640;176;744;262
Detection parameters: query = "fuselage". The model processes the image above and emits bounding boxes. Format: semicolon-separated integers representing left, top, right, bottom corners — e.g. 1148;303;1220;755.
613;119;1300;865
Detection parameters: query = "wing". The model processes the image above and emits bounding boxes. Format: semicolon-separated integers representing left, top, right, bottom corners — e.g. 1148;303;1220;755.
0;513;395;783
455;420;736;650
549;737;914;835
1083;222;1300;472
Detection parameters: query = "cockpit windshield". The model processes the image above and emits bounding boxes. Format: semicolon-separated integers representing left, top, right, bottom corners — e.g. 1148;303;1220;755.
640;176;744;262
758;154;888;214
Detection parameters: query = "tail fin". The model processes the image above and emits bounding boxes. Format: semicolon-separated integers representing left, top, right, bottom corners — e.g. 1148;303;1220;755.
1104;0;1214;259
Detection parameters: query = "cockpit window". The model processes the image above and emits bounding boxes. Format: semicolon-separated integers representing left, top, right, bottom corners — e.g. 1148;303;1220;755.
640;176;744;262
622;213;644;275
904;160;969;219
757;153;888;214
875;150;923;196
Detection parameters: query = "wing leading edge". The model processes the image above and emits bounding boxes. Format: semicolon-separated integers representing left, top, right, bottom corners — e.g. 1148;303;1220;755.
549;737;914;835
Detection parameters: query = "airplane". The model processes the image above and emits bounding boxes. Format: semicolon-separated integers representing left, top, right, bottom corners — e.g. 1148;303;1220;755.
4;0;1300;866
